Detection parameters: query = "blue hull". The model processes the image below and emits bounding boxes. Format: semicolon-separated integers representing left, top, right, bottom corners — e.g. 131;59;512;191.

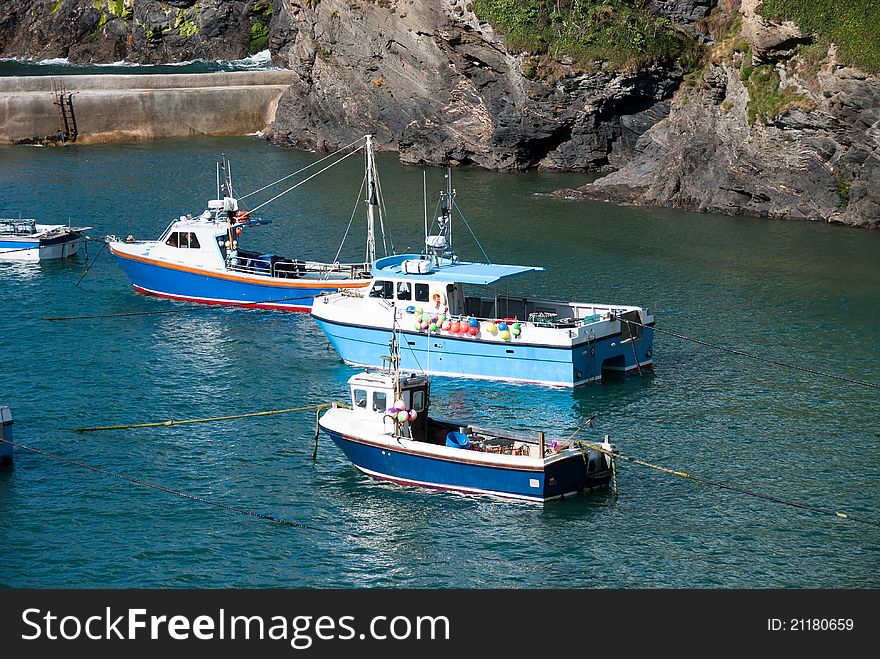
323;428;611;502
313;317;654;386
113;253;346;311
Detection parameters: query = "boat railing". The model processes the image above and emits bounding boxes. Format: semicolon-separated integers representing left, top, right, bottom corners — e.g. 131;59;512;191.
299;260;372;280
228;256;371;280
0;219;38;235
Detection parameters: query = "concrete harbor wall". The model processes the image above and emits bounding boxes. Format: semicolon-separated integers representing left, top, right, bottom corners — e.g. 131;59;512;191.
0;71;297;145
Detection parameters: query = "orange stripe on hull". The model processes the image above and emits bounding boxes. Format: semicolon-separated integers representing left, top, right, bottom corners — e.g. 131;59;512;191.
110;246;370;289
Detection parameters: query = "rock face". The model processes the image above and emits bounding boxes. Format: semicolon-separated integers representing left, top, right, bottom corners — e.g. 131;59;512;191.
0;0;258;63
1;1;876;227
562;1;880;228
267;0;682;171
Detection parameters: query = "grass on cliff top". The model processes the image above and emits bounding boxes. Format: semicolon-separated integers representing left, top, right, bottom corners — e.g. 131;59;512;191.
473;0;694;71
759;0;880;73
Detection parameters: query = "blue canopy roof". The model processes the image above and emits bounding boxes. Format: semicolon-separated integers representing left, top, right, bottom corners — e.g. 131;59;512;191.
371;254;543;285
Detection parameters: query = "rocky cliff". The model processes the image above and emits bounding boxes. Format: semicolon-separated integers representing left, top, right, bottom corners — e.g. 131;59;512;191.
267;0;688;171
0;0;261;63
559;1;880;228
2;1;876;227
0;1;700;171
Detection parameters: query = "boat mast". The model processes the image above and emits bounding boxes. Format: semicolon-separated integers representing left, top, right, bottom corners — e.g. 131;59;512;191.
423;171;428;248
445;166;454;251
427;167;455;265
365;135;377;264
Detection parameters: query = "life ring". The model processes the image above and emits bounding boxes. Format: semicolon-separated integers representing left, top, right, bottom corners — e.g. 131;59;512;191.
234;211;251;222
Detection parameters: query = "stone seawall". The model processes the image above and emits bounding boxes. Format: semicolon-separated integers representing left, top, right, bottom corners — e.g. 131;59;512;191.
0;71;296;144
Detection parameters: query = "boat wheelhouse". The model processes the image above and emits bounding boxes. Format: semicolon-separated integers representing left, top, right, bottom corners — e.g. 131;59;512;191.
0;218;90;261
319;362;616;502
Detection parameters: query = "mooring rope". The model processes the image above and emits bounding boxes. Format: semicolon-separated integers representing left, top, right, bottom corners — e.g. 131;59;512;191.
0;439;344;533
42;292;319;321
574;440;880;527
74;402;335;432
74;240;107;287
621;318;880;390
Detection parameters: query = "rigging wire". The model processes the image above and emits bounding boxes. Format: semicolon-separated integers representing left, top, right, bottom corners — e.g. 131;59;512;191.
620;318;880;391
331;172;368;265
248;143;365;214
238;136;366;201
369;145;394;257
451;198;492;263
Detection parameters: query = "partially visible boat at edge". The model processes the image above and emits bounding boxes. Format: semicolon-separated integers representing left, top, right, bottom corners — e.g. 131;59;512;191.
319;338;617;502
0;218;90;261
107;137;386;311
0;405;13;466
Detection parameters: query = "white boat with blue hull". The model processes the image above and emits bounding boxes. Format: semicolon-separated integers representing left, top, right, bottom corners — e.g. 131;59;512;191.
108;138;388;311
311;172;654;387
1;218;90;261
319;364;616;502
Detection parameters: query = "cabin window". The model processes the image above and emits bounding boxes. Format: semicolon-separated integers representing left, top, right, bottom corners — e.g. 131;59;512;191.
354;389;367;408
165;231;200;249
396;282;412;301
415;283;430;302
369;280;393;299
411;390;425;411
373;391;387;412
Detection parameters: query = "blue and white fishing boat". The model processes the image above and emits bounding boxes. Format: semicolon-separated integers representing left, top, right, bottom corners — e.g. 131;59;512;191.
311;172;654;387
319;345;616;502
108;138;387;310
0;218;90;261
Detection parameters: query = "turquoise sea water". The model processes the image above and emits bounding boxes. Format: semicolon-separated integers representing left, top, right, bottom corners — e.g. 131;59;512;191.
1;136;878;588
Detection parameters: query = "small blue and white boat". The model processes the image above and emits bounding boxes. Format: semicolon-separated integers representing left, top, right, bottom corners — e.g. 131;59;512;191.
0;218;90;261
319;355;616;502
108;138;385;310
311;173;654;387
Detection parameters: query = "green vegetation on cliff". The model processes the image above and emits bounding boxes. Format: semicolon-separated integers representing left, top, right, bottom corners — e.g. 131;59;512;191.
473;0;694;70
759;0;880;72
249;22;269;54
